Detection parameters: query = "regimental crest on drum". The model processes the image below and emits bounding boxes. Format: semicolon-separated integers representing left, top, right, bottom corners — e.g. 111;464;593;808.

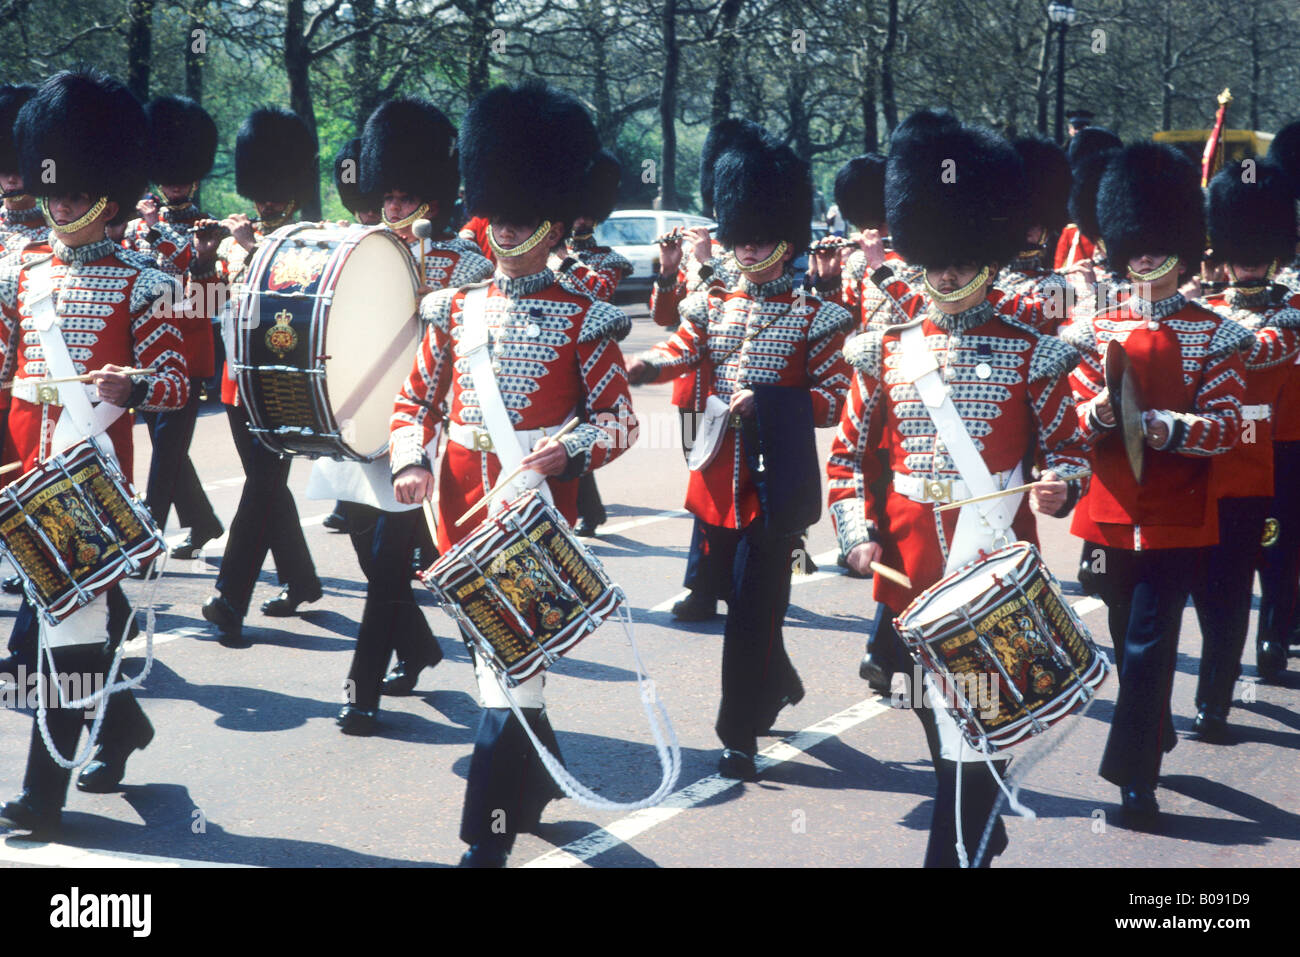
267;246;328;293
265;308;299;358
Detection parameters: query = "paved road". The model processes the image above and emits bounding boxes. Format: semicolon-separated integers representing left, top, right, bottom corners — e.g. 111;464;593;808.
0;305;1296;868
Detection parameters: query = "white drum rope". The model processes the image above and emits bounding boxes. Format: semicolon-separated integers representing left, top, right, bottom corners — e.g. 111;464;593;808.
493;604;682;812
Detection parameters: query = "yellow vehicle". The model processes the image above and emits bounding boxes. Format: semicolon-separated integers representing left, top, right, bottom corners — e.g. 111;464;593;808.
1153;129;1274;169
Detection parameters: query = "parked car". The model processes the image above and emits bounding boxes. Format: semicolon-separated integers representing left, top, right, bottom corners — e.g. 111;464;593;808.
593;209;716;302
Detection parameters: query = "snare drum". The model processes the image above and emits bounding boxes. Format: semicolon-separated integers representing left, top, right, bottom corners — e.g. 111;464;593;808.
234;222;421;461
0;439;165;624
894;541;1109;754
421;491;624;685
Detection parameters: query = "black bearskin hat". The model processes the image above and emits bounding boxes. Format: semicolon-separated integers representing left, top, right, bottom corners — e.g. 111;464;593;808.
578;149;621;224
699;118;767;215
145;95;217;185
1207;159;1297;267
16;70;148;226
1267;121;1300;199
334;137;378;215
0;84;36;174
712;135;812;253
360;97;458;228
885;110;1026;269
1014;135;1072;235
1096;142;1204;274
1067;146;1119;242
459;80;600;229
834;153;887;230
234;107;317;205
1067;126;1121;168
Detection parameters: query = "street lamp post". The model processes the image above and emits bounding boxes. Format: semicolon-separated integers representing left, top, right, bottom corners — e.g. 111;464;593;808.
1048;2;1077;144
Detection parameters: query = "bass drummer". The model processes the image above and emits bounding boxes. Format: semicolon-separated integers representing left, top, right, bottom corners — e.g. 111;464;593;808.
826;112;1089;867
195;108;324;646
327;98;493;734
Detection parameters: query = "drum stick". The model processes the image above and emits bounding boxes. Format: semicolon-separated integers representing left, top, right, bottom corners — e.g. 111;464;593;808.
933;470;1093;513
0;462;21;478
454;416;581;528
36;366;158;387
869;561;911;589
412;219;432;289
420;498;438;551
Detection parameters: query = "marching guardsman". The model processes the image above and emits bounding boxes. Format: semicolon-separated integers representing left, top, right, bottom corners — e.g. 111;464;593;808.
1054;127;1123;271
361;98;493;292
0;71;190;829
996;136;1073;326
390;81;637;867
334;136;381;226
322;97;493;733
550;149;632;537
628;131;855;782
198;108;323;646
130;96;224;573
648;119;755;622
833;152;918;332
1067;143;1247;826
1195;160;1300;694
827;112;1089;866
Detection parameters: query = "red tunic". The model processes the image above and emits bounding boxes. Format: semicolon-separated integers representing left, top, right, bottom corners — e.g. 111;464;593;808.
457;215;495;264
1054;224;1095;270
1066;293;1248;550
640;272;854;530
556;237;632;302
1200;287;1300;498
648;251;738;411
827;297;1089;612
841;247;916;330
0;236;190;477
0;205;49;259
390;267;637;550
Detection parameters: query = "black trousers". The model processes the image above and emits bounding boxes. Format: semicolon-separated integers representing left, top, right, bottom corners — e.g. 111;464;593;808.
874;609;1008;866
715;525;801;754
140;377;220;536
1091;543;1200;790
575;473;606;527
20;639;150;810
1257;440;1300;647
1192;497;1269;718
216;404;318;617
343;504;443;712
460;704;564;849
683;519;739;601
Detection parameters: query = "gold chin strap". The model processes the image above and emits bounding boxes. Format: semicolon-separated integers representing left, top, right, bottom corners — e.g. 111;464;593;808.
570;231;595;242
41;196;108;233
383;202;430;230
923;265;991;303
1227;261;1276;294
735;241;789;274
261;200;297;230
1126;254;1180;282
488;220;553;258
158;184;197;208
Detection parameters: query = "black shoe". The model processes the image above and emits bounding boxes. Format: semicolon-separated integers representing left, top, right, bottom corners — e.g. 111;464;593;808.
574;518;600;538
261;582;323;617
382;661;426;696
836;553;868;580
323;509;349;533
859;655;892;694
337;705;378;736
0;793;60;833
76;720;155;793
170;521;224;560
761;673;805;733
1192;709;1230;743
671;591;717;622
1;574;23;594
202;595;247;647
459;843;510;868
1119;787;1160;828
718;749;758;781
1258;639;1287;682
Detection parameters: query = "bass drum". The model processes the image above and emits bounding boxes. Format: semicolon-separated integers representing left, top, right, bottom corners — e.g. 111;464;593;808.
234;222;420;461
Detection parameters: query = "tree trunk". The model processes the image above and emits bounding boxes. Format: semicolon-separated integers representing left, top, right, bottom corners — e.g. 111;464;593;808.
467;0;494;99
658;0;679;211
1034;20;1051;134
351;0;380;130
709;0;744;125
185;1;207;103
1161;3;1174;131
284;0;322;219
880;0;899;133
859;53;878;153
126;0;155;103
1248;0;1261;131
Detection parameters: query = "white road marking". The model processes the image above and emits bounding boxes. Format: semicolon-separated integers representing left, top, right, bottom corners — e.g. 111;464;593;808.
523;696;892;868
0;839;251;868
1072;596;1104;616
594;508;691;537
649;589;690;613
